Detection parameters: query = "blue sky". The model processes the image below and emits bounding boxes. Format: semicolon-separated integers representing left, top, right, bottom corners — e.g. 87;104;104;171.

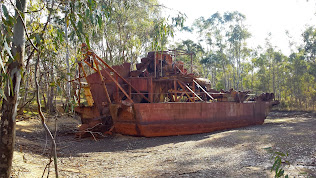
159;0;316;55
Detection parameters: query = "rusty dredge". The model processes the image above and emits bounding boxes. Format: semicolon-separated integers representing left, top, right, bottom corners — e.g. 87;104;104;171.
72;44;278;137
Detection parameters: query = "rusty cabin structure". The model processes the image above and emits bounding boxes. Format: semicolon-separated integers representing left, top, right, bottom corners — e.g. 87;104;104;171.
72;44;278;137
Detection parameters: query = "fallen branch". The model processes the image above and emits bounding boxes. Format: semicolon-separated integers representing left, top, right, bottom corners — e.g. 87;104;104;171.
76;123;113;140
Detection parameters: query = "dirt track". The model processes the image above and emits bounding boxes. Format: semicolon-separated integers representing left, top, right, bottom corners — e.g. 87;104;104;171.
12;111;316;177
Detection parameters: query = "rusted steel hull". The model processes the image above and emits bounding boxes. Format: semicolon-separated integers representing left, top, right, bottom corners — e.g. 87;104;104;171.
111;102;271;137
73;47;278;138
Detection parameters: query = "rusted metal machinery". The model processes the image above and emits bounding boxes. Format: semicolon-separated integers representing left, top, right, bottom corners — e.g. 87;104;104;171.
72;44;278;137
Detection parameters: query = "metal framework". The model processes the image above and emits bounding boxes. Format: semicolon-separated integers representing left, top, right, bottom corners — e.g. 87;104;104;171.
71;44;278;137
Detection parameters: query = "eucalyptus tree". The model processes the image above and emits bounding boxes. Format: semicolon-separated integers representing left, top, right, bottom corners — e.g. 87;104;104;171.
202;12;230;88
303;26;316;61
302;26;316;108
288;50;307;106
200;52;222;87
0;0;113;176
272;51;284;101
261;34;286;100
302;26;316;81
192;11;250;90
193;13;221;87
225;11;250;90
246;46;263;92
97;0;162;65
0;0;27;176
174;39;204;75
252;52;270;93
193;12;226;56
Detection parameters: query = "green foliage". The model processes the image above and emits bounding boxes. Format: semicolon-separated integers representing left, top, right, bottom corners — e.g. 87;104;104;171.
1;4;16;38
171;11;316;110
1;0;185;113
303;26;316;61
190;11;251;90
264;147;289;178
64;99;77;113
152;12;186;51
1;0;315;114
67;0;112;46
101;0;161;64
152;18;173;51
0;3;14;103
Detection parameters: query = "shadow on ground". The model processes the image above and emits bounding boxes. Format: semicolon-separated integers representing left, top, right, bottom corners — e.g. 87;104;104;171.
13;111;316;177
15;112;315;156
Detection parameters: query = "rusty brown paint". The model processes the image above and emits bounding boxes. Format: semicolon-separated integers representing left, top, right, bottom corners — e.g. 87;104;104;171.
129;78;148;92
85;63;131;113
112;102;270;137
95;53;151;103
93;59;112;104
177;81;194;102
73;47;278;137
97;59;133;103
75;106;100;124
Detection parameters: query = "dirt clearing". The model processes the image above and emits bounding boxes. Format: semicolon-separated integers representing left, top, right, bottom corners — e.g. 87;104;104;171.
12;111;316;177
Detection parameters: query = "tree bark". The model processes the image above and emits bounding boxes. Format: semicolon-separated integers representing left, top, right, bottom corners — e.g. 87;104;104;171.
65;4;70;105
106;40;113;63
48;61;55;114
0;0;26;177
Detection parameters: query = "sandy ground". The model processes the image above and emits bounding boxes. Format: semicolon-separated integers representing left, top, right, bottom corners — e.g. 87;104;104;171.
11;111;316;177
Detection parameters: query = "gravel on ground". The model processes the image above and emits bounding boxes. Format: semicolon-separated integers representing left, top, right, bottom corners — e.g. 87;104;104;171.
12;111;316;177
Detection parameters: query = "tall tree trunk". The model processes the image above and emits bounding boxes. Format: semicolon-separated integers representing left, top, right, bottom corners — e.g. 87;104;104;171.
65;4;70;105
237;45;241;91
276;63;281;100
45;72;49;111
222;63;227;90
21;51;33;107
48;62;55;114
105;41;108;62
272;62;276;95
0;0;26;177
106;41;113;63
